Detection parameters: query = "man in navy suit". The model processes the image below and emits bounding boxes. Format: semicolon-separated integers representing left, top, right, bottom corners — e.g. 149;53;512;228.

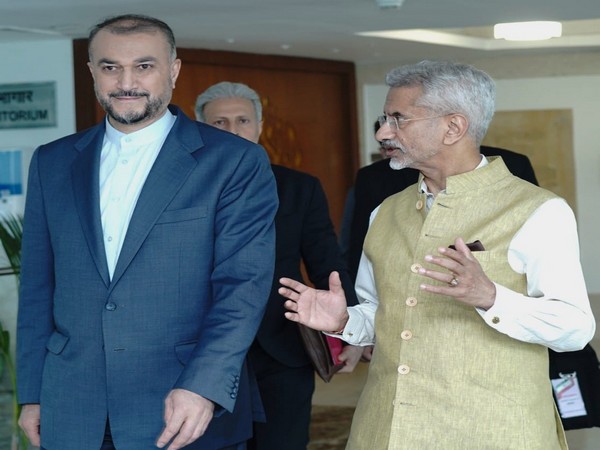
195;82;359;450
16;15;278;450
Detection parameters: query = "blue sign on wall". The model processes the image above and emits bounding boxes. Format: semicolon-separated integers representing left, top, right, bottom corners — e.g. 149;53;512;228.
0;150;22;196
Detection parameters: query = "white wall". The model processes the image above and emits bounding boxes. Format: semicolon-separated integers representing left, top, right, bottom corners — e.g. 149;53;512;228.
494;76;600;295
0;38;76;150
361;77;600;297
0;38;76;353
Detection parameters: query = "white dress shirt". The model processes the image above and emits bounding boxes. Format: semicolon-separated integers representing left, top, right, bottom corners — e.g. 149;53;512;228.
344;158;596;352
100;111;176;279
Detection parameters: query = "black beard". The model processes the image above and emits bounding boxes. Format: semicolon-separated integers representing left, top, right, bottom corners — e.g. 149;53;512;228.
97;90;164;125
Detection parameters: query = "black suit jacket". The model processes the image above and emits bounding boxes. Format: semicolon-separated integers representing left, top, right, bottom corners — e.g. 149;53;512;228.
346;146;538;280
253;164;357;368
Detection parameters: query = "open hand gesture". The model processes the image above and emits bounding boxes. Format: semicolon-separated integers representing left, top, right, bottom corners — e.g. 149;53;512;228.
279;271;349;332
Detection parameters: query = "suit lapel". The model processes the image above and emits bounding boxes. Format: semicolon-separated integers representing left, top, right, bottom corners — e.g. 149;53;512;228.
109;109;201;287
72;125;111;287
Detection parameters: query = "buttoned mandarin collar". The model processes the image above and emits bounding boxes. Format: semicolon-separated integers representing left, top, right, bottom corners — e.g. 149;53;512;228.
104;110;177;150
418;155;493;211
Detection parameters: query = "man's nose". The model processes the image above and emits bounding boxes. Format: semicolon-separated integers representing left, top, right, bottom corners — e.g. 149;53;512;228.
226;124;239;136
117;69;136;91
375;122;393;141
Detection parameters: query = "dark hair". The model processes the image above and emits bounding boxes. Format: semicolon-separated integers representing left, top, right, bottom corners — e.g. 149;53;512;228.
88;14;177;61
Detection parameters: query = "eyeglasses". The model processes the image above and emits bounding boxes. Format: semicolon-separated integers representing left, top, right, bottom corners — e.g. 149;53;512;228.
377;114;447;131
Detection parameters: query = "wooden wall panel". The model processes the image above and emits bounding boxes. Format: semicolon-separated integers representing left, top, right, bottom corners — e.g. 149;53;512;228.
73;40;359;231
483;109;576;214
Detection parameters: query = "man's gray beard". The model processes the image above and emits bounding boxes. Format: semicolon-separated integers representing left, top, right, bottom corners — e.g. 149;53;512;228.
389;157;408;170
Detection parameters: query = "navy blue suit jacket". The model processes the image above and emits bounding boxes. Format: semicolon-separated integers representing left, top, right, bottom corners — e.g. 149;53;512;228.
16;106;278;449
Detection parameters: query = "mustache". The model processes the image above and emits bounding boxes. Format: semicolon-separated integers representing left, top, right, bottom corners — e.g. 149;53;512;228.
379;139;405;154
109;90;149;98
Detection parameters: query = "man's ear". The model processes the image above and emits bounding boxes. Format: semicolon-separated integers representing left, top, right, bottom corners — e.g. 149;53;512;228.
442;113;468;145
170;59;182;89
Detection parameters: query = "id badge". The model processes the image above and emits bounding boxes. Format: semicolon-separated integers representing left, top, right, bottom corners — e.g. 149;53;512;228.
551;371;588;419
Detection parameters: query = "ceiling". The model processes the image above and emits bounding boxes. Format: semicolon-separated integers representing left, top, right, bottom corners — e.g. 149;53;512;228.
1;0;600;65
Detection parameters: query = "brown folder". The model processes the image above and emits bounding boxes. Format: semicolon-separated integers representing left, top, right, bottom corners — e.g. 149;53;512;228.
298;324;344;382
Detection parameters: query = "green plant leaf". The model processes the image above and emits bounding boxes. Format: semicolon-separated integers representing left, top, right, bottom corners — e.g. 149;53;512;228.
0;213;23;278
0;329;8;380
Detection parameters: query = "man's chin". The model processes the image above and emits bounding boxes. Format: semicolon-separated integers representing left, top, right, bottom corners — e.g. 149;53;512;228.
389;156;409;171
110;113;148;125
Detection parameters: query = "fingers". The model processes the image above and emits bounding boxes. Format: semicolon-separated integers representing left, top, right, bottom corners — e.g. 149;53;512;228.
18;404;41;448
420;237;474;280
165;419;205;450
337;345;363;373
157;390;213;450
284;310;301;322
418;264;456;285
328;271;343;293
361;346;373;362
279;277;307;293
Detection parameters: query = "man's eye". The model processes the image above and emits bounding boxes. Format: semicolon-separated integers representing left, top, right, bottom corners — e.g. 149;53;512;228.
138;63;153;70
239;118;250;124
212;120;225;127
101;66;117;72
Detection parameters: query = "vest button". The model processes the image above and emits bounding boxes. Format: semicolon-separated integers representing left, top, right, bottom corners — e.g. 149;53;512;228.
406;297;418;307
398;364;410;375
416;199;424;210
410;263;422;273
492;316;500;324
401;330;413;340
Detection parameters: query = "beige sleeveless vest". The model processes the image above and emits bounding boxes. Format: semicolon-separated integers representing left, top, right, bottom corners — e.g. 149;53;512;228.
346;157;567;450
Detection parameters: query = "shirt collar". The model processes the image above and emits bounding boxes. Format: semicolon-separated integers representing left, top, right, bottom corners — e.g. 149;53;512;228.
420;154;488;195
104;110;177;148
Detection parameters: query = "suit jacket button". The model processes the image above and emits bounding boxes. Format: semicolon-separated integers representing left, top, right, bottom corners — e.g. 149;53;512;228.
105;302;117;311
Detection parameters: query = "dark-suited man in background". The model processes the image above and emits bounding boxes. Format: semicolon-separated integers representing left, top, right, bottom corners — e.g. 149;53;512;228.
17;15;278;450
195;81;360;450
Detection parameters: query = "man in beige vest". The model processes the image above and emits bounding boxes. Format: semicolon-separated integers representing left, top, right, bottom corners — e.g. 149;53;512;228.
278;60;596;449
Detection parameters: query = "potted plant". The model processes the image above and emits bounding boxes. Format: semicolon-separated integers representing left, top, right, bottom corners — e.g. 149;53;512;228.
0;214;29;449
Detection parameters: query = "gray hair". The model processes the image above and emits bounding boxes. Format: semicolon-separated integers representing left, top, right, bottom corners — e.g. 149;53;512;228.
385;60;495;145
88;14;177;62
195;82;262;122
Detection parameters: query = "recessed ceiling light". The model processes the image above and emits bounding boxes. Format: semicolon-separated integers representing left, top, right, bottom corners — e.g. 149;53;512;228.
376;0;404;9
493;21;562;41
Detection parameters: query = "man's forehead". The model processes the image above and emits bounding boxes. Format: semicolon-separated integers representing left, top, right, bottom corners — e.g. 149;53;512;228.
208;97;255;114
90;29;168;55
384;86;421;111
